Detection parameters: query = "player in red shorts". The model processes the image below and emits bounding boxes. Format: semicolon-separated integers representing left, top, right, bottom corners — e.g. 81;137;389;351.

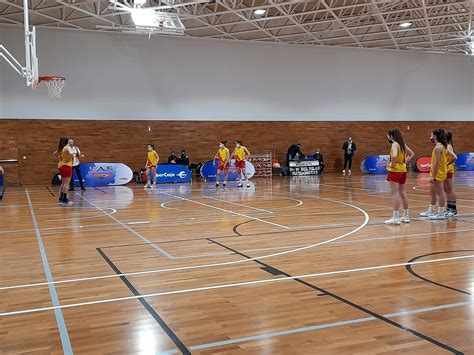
231;140;251;188
214;140;230;188
53;137;74;206
444;132;457;216
385;128;414;225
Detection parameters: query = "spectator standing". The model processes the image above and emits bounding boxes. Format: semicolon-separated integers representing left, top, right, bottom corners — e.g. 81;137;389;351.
342;137;357;175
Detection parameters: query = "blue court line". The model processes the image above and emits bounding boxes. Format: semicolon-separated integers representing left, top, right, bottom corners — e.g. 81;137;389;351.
78;194;174;259
189;301;473;350
25;189;73;354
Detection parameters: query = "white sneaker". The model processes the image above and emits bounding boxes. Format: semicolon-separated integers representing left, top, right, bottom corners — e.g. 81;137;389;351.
429;213;446;220
445;210;454;218
348;170;352;174
419;209;433;217
144;183;151;189
246;182;250;188
342;170;346;175
400;216;410;223
238;183;243;188
384;217;401;225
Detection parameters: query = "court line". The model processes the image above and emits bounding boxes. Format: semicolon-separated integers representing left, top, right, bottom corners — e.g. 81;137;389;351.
25;189;73;355
77;194;174;259
189;301;473;350
158;192;290;229
0;196;368;290
1;254;472;317
97;248;190;354
171;227;474;259
201;196;274;213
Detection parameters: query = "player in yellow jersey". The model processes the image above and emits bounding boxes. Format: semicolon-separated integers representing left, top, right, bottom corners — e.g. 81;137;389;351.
231;140;251;188
420;129;456;220
53;137;74;206
145;144;159;189
385;128;414;225
444;132;458;216
214;140;230;188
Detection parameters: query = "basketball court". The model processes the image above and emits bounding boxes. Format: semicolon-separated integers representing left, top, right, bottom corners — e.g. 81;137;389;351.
1;0;474;354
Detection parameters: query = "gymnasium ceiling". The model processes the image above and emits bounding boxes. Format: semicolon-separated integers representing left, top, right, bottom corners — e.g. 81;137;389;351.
1;0;473;55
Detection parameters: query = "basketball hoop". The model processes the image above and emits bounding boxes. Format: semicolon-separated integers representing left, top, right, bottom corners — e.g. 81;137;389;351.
38;76;66;98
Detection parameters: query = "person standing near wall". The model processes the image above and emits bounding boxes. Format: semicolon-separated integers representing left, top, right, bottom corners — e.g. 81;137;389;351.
68;139;86;191
54;137;74;206
342;137;357;175
145;144;159;189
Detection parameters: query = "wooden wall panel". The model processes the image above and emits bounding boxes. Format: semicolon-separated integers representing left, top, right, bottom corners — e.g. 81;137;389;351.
0;119;473;185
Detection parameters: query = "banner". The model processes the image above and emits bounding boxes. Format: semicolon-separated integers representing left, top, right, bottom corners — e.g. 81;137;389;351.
72;163;133;186
289;160;320;176
455;152;474;171
415;156;431;172
200;160;255;181
360;155;389;174
155;164;192;184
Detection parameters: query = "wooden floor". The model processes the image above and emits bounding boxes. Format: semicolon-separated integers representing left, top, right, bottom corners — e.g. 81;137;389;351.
1;173;473;355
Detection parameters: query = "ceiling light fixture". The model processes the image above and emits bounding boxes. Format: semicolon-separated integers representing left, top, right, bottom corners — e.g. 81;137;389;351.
399;22;412;28
254;9;266;16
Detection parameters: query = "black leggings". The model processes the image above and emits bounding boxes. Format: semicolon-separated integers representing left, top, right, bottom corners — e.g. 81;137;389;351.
70;165;85;188
343;154;353;170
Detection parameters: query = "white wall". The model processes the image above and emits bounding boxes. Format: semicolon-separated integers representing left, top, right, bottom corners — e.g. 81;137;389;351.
1;25;473;121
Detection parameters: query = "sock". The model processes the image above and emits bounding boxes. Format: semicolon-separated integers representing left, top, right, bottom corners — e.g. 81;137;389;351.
393;211;400;219
452;201;457;212
403;209;409;217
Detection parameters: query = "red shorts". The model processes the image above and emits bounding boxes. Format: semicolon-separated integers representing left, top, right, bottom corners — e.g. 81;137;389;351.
387;171;407;184
59;165;72;178
218;161;230;171
447;171;454;179
234;160;246;169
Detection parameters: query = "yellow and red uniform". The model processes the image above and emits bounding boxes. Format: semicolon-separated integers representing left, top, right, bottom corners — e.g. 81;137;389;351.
430;143;447;182
446;144;455;179
58;146;73;178
233;146;247;169
147;150;158;168
387;143;407;184
217;147;230;170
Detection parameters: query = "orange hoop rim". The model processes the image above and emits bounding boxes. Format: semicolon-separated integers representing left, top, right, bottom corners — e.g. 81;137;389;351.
38;76;66;82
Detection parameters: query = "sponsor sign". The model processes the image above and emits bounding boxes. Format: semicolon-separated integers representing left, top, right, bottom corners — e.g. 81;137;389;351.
155;164;192;184
360;155;389;174
201;160;255;181
455;152;474;171
73;163;133;186
415;156;431;172
289;160;320;176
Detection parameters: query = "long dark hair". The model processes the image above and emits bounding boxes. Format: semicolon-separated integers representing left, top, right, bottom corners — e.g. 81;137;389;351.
387;128;406;152
236;140;243;145
57;137;68;154
446;131;454;149
432;128;447;148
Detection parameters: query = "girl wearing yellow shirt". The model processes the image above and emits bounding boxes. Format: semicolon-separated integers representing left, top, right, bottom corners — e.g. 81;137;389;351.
444;132;457;216
53;137;74;206
214;140;230;188
231;140;251;188
420;129;456;220
145;144;159;188
385;128;414;225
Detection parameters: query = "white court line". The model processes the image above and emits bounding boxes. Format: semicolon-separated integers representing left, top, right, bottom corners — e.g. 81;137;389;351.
1;254;472;317
128;221;151;225
77;194;174;259
0;196;369;291
45;208;117;222
172;227;474;259
158;192;291;230
201;196;273;214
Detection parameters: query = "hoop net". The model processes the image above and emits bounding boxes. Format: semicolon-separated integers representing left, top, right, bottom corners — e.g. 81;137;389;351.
38;76;66;98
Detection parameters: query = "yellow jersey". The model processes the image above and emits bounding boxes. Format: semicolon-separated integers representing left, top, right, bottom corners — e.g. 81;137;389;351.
430;143;447;181
147;150;158;166
59;146;73;168
387;143;406;173
234;146;247;161
446;144;455;173
218;147;229;161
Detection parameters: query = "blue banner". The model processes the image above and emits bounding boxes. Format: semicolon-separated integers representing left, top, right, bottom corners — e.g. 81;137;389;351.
455;152;474;171
155;164;192;184
200;160;255;181
360;155;390;174
72;163;133;186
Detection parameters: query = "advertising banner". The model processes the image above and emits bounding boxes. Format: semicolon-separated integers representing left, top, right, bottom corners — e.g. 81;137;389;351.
72;163;133;186
415;156;431;172
201;160;255;181
360;155;390;174
155;164;192;184
455;152;474;171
